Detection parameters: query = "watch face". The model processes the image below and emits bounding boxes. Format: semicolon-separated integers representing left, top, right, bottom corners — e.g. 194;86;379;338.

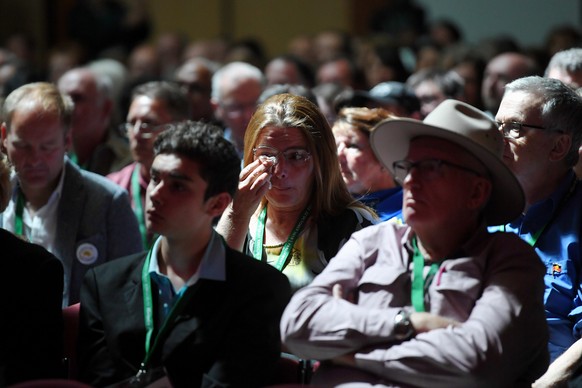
394;310;414;339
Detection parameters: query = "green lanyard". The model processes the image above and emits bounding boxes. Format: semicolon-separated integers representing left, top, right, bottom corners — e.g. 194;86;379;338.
132;165;151;250
138;242;188;375
14;193;25;237
411;236;440;312
253;204;311;271
499;177;578;248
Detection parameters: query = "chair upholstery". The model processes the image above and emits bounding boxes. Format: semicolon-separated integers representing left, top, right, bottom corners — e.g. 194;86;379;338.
62;303;80;379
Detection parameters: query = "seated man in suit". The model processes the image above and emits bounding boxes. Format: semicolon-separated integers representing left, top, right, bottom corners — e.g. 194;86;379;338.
0;82;142;306
78;121;291;387
0;152;64;385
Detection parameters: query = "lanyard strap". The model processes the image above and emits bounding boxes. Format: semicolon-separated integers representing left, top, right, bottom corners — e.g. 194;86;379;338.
132;165;150;250
14;192;25;237
253;204;311;271
140;243;188;371
499;176;578;247
411;236;439;312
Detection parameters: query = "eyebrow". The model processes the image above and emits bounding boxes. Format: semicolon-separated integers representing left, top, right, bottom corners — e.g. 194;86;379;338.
150;168;195;183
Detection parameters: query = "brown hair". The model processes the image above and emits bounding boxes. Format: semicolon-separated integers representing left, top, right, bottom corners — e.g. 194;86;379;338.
334;107;395;137
244;93;369;219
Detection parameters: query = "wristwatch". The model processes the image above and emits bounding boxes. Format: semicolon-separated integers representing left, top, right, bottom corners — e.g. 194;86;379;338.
394;309;415;340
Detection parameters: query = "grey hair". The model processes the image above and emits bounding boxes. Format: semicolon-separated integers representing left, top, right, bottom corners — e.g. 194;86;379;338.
505;75;582;167
544;48;582;76
211;61;265;101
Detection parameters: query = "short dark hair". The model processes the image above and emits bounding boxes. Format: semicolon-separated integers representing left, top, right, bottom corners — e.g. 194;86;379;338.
131;81;191;121
153;121;240;200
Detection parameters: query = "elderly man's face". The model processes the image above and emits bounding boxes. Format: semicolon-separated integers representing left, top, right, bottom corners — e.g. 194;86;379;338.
400;137;490;229
496;91;560;191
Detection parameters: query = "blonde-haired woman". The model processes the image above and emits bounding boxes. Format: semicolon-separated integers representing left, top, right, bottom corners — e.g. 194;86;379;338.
217;93;375;291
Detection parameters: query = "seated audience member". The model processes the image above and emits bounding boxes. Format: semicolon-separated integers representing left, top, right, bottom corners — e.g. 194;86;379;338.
481;51;539;117
58;67;132;175
316;56;364;90
407;68;464;118
174;57;218;123
0;82;142;306
334;81;420;118
0;153;64;385
258;83;318;105
216;93;375;292
79;121;290;387
333;107;402;221
108;81;190;249
544;48;582;179
281;100;549;386
211;61;265;157
264;54;315;88
492;76;582;385
312;82;348;125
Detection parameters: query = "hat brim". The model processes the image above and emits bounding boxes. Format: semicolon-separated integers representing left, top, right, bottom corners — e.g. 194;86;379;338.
370;118;525;226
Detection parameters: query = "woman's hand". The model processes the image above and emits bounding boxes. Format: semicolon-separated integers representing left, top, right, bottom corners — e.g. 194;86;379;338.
233;159;275;217
216;158;275;251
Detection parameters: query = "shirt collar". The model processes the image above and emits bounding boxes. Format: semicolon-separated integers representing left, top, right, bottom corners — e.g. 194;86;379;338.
148;230;226;291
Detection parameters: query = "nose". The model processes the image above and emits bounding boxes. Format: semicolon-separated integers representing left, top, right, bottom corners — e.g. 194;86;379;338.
401;165;420;188
148;180;164;205
273;156;288;179
336;143;346;160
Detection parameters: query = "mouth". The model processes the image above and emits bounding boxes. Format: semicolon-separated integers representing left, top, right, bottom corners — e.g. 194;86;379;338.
146;209;164;224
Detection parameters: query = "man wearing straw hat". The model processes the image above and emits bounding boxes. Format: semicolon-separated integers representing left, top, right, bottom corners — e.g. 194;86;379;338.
280;99;549;387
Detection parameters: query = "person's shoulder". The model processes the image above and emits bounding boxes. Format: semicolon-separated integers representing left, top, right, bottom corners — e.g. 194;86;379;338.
484;230;544;270
224;246;289;286
106;162;136;186
0;228;60;268
88;251;146;281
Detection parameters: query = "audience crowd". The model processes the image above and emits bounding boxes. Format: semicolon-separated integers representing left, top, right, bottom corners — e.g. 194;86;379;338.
2;1;582;386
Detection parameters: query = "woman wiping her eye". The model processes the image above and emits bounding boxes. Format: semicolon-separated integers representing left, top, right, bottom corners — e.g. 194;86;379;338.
216;93;376;292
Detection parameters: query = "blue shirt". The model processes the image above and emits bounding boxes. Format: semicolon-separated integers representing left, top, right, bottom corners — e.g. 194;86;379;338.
356;187;403;222
490;171;582;361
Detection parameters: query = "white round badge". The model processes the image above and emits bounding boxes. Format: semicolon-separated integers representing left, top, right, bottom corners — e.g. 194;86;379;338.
76;243;99;265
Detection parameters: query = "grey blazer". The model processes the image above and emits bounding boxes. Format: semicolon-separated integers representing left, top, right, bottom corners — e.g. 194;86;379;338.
1;159;143;305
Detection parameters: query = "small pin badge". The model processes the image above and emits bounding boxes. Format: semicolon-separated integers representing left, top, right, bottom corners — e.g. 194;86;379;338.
76;243;99;265
552;263;562;277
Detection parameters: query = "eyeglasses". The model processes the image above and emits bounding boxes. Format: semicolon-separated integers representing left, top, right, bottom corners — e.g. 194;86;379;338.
253;146;312;166
392;159;483;185
120;122;172;139
496;121;546;139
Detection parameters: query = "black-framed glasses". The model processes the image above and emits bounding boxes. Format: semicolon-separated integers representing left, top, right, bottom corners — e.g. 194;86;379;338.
119;122;172;139
392;159;483;185
496;121;546;139
253;145;311;166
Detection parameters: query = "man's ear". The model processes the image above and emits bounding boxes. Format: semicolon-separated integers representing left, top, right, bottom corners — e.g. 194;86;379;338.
549;133;572;162
468;177;492;211
205;192;232;218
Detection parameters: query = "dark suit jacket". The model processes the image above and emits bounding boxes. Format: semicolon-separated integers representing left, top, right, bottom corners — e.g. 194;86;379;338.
78;244;291;388
0;159;143;306
0;229;64;386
